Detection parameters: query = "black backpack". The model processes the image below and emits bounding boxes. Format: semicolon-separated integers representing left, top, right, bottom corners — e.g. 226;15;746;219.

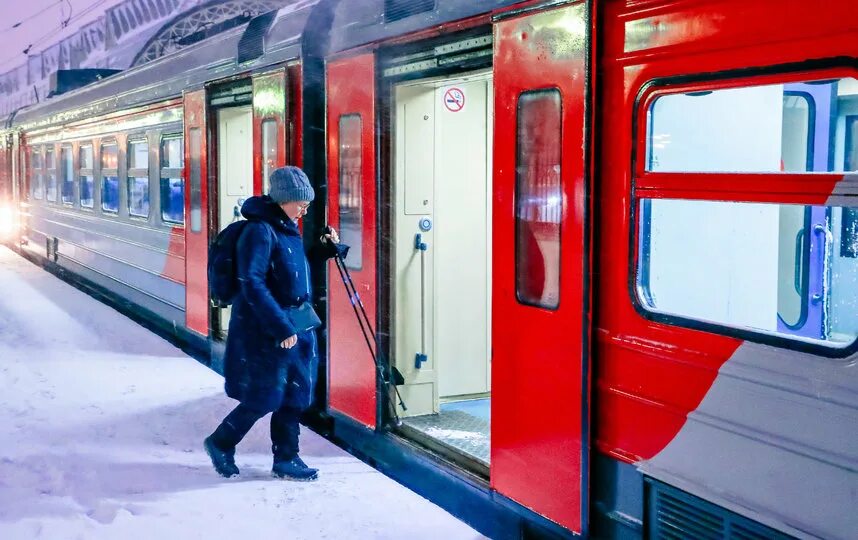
207;219;270;307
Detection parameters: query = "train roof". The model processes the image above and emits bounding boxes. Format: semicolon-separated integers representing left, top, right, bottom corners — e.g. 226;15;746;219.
327;0;518;55
9;0;323;132
6;0;528;132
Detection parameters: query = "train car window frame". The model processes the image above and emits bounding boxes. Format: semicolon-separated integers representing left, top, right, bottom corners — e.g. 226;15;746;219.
79;144;95;210
514;87;563;310
60;145;74;207
45;145;57;203
127;137;150;220
630;65;858;358
31;146;44;200
100;140;120;215
159;133;184;227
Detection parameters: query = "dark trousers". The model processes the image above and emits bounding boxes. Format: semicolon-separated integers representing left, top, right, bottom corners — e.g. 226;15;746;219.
210;403;302;460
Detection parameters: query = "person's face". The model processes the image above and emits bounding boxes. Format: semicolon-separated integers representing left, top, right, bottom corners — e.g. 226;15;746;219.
280;200;311;222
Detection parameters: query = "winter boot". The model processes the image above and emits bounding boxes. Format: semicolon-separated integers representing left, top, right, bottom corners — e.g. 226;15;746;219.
272;455;318;481
204;435;240;478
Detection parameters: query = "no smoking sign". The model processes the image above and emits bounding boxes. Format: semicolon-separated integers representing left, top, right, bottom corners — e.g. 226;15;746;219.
443;87;465;112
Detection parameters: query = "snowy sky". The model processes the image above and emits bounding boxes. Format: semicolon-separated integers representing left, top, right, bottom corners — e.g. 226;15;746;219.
0;0;127;73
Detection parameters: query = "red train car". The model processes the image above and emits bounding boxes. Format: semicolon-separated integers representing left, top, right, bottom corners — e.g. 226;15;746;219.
1;1;856;538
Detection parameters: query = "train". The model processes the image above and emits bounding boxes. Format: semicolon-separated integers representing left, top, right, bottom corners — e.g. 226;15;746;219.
1;0;856;538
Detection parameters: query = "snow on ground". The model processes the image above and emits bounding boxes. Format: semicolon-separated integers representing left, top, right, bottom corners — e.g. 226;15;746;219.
0;247;484;540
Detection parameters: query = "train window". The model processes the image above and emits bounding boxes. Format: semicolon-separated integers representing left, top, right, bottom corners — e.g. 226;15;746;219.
60;146;74;206
31;147;44;200
338;114;363;270
160;135;184;226
515;89;562;309
262;119;277;193
45;146;57;202
127;139;150;219
79;145;94;209
636;198;858;348
189;128;202;232
101;142;119;214
646;77;858;173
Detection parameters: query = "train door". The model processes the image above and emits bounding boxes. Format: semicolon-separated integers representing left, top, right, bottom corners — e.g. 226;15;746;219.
491;3;591;535
214;105;253;336
209;71;289;338
183;90;210;336
393;72;494;466
326;53;378;428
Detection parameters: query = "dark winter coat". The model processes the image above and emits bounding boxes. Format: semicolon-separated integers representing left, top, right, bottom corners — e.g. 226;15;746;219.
223;196;319;413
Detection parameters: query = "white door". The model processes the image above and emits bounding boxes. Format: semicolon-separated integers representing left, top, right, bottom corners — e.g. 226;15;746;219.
217;106;253;336
393;73;493;416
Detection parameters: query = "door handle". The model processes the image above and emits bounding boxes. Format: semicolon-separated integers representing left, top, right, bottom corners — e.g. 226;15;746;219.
811;223;832;304
793;229;805;295
415;233;429;369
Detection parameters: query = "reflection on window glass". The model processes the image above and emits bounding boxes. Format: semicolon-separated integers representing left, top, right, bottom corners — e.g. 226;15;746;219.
45;147;57;202
189;128;202;233
647;77;858;173
129;139;148;169
516;89;562;309
636;198;858;347
61;146;74;205
128;176;149;218
161;178;184;224
31;148;43;200
80;145;94;209
101;143;118;169
102;175;119;213
262;120;277;193
101;142;119;213
160;135;184;225
128;139;149;218
339;115;362;270
161;136;183;169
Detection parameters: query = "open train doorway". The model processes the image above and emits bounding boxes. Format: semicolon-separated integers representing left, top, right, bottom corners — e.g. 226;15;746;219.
392;71;493;467
214;104;253;338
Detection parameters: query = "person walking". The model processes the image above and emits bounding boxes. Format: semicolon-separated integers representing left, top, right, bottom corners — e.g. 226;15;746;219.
204;166;340;481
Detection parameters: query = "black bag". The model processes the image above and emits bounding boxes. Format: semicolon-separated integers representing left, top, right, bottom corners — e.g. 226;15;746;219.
286;302;322;333
207;220;252;307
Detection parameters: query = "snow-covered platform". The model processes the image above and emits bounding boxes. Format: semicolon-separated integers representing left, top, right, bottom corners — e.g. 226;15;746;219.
0;247;483;540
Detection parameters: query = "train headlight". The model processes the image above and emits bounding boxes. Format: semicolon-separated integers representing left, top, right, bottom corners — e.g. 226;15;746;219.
0;203;16;239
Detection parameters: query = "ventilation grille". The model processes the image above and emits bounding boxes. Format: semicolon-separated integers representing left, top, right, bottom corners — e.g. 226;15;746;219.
647;479;793;540
384;0;436;23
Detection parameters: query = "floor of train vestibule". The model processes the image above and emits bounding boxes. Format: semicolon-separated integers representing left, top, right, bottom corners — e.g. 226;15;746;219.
402;399;490;465
0;247;484;540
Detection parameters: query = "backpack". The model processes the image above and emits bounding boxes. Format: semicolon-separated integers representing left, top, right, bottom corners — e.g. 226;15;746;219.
208;219;272;307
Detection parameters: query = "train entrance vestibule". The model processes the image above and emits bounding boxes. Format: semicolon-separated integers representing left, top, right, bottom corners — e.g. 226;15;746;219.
215;105;254;337
392;72;493;466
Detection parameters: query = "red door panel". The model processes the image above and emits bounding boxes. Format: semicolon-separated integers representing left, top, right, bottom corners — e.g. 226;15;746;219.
326;53;377;428
183;89;209;336
252;69;289;195
492;3;591;533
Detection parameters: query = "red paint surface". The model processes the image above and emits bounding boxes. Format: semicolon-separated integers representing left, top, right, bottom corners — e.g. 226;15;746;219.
595;0;856;464
491;4;590;533
161;228;186;284
183;90;209;336
326;54;377;428
253;70;289;196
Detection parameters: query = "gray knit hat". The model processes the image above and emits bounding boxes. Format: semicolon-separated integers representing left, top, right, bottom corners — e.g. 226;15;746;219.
268;166;315;204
